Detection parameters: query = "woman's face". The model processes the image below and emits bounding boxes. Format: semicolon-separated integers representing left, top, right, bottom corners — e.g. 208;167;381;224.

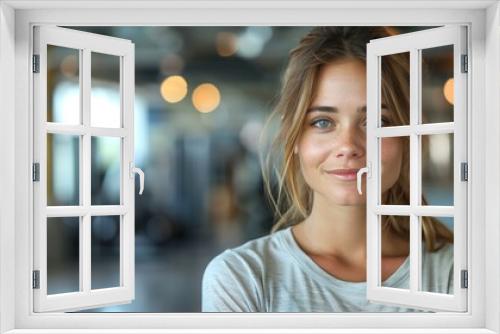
296;58;403;206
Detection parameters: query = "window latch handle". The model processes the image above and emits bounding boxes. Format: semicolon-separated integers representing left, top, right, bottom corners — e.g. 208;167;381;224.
356;162;371;195
130;162;145;195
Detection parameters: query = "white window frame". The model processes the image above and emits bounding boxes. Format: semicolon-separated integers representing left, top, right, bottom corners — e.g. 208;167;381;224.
0;1;499;333
365;26;468;312
32;26;136;312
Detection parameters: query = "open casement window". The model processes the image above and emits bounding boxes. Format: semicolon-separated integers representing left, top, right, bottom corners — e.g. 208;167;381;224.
33;26;143;312
361;25;468;312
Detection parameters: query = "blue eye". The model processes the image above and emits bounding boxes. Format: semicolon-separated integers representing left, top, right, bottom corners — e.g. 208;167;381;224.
311;118;333;129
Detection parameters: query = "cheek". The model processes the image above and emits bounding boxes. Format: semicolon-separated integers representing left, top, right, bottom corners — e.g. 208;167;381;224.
297;134;330;175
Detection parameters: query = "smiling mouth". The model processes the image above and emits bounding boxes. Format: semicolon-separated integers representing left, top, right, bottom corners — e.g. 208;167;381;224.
328;172;357;181
325;169;360;181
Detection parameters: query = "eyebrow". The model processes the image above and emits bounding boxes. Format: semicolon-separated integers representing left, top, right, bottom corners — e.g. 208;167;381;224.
306;106;367;114
306;104;388;114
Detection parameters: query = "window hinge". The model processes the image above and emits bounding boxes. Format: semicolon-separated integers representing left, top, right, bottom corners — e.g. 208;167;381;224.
461;54;468;73
32;55;40;73
461;269;468;289
32;163;40;182
461;162;468;181
32;270;40;289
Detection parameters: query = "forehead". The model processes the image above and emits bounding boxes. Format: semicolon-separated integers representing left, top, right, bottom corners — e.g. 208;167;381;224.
310;58;367;107
318;58;366;79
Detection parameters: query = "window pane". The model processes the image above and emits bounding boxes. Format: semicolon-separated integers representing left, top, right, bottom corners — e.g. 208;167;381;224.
47;45;80;124
91;216;120;289
420;216;454;294
47;217;80;294
380;215;410;289
91;137;121;205
47;133;80;206
421;45;454;124
91;52;121;128
380;52;410;127
380;136;410;205
421;134;454;206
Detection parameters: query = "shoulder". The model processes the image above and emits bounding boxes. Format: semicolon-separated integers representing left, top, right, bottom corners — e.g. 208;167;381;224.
226;228;288;263
203;228;289;281
423;242;453;266
422;242;454;294
201;228;290;312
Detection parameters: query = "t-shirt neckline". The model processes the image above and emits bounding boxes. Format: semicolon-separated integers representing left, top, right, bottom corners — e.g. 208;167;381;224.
278;225;411;292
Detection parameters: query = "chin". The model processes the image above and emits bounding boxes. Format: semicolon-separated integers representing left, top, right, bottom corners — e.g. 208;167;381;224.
333;199;366;206
313;184;367;206
330;192;366;206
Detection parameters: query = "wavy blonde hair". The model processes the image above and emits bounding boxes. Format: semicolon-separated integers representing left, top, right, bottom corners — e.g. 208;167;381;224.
260;27;453;252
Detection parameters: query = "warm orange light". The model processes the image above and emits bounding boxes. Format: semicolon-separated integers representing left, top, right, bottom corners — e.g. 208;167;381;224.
160;75;188;103
443;78;454;105
192;83;221;113
216;32;238;57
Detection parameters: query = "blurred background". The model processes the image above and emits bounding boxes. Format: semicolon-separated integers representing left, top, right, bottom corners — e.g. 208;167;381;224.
44;26;454;312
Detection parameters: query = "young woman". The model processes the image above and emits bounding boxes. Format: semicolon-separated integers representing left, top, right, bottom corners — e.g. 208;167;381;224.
201;27;454;312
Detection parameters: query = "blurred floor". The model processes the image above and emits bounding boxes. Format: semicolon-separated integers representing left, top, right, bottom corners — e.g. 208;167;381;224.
80;232;233;313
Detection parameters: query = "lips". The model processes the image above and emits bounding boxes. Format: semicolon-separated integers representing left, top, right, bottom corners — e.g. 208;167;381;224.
325;168;360;181
329;168;360;175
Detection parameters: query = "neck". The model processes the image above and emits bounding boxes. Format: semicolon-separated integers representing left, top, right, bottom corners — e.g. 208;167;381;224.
295;192;367;261
292;192;409;264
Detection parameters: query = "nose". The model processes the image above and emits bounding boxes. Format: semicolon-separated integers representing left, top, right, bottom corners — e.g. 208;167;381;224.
335;125;364;159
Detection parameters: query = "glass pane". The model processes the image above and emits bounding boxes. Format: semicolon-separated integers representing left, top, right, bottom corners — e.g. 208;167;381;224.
380;215;410;289
47;217;80;294
47;45;80;124
380;52;410;127
47;133;80;206
91;216;120;289
91;52;121;128
420;216;454;294
421;45;454;124
380;136;410;205
421;134;454;206
91;137;121;205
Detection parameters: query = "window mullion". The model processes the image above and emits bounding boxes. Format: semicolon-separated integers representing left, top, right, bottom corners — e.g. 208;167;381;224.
38;37;49;303
453;26;468;308
81;48;91;294
415;48;424;293
409;48;421;294
121;49;135;292
120;54;126;288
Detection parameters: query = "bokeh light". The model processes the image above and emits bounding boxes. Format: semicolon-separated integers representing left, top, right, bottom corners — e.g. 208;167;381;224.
192;83;221;113
443;78;454;105
160;75;188;103
216;32;238;57
237;27;272;59
160;54;185;75
429;134;451;167
60;54;78;78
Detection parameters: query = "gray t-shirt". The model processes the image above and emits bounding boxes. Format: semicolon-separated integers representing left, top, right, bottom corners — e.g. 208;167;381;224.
202;226;454;312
